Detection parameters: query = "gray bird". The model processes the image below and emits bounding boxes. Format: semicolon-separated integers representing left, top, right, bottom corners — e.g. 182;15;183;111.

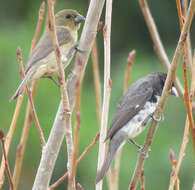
96;72;178;183
10;9;85;100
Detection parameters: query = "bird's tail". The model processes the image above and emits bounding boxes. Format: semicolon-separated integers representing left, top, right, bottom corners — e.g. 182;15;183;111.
10;71;34;101
96;137;124;184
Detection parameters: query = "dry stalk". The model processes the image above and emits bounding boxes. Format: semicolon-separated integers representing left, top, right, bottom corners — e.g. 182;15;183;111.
168;51;195;190
49;132;100;190
176;0;195;153
16;48;45;147
70;54;83;186
31;2;45;52
47;0;74;189
140;168;145;190
12;81;38;190
169;149;180;190
13;48;45;189
11;3;45;189
91;30;102;124
77;183;84;190
182;0;193;70
138;0;185;99
0;4;45;188
0;54;24;189
112;50;136;190
192;182;195;190
32;0;106;188
124;50;136;92
128;0;195;189
0;130;14;190
96;0;113;189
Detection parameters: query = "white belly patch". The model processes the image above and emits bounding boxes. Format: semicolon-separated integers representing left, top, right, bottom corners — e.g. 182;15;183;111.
116;96;160;139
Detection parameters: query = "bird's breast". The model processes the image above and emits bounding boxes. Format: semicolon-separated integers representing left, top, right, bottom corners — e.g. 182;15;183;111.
117;96;160;139
32;43;76;79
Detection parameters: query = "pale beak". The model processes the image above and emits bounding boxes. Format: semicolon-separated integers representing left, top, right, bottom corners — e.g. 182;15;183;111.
75;14;85;24
170;86;178;97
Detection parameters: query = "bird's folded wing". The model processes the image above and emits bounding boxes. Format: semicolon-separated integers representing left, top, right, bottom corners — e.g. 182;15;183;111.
25;27;72;74
105;85;153;140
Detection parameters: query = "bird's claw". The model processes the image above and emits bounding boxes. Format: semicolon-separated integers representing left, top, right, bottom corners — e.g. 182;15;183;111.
152;113;163;122
138;147;149;158
142;112;164;125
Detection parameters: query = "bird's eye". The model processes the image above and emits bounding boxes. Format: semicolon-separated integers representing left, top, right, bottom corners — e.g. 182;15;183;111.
65;14;71;19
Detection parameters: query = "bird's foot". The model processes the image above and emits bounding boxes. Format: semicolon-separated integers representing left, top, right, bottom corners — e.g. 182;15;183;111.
138;147;151;158
48;77;60;87
74;41;88;53
129;139;142;149
151;112;164;122
141;113;153;126
75;46;86;53
65;42;79;62
142;112;164;126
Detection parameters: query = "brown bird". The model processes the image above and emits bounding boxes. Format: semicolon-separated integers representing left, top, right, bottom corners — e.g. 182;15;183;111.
10;9;85;100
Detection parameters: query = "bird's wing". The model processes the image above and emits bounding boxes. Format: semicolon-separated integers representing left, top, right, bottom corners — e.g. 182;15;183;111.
25;27;72;74
105;83;153;140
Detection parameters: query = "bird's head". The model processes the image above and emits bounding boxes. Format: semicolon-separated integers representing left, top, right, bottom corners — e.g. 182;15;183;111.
151;72;178;97
55;9;85;31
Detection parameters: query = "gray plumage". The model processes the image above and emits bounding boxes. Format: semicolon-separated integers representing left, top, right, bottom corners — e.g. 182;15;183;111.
96;72;176;184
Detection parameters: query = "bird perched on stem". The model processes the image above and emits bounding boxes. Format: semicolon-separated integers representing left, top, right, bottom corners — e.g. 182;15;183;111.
10;9;85;101
96;72;178;183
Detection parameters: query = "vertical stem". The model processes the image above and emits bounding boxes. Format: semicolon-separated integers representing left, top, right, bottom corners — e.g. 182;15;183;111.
70;54;83;186
91;40;102;124
113;50;136;190
47;0;73;189
0;3;45;189
168;51;195;190
96;0;113;189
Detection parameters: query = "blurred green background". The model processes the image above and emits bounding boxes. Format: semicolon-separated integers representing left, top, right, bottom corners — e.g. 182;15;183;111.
0;0;194;189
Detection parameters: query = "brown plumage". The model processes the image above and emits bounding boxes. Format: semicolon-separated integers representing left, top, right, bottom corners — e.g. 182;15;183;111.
10;9;85;101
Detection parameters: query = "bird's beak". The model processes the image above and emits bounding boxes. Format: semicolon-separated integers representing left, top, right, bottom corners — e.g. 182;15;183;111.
75;14;85;24
170;86;178;97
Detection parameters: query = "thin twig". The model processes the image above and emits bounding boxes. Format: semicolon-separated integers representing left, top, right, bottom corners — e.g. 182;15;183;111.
140;168;145;190
32;0;106;188
176;0;184;30
112;50;136;190
47;0;74;189
0;130;14;190
91;22;102;124
124;50;136;92
17;49;46;146
31;2;45;52
70;54;83;186
169;149;180;190
11;3;45;189
77;183;84;190
128;0;195;189
96;0;113;189
182;0;193;70
49;132;100;190
138;0;185;99
12;81;38;190
192;182;195;190
176;0;195;153
168;51;195;190
0;50;25;189
0;4;45;187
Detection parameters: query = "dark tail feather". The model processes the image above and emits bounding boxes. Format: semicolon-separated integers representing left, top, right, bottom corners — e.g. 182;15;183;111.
10;71;34;101
96;137;124;184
